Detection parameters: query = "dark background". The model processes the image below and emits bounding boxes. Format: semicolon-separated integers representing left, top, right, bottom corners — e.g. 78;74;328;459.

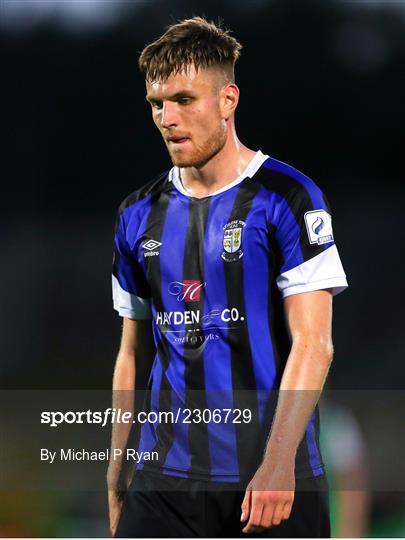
1;0;404;536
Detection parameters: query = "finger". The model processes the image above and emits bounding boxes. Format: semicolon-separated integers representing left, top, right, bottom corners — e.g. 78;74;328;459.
260;502;275;529
242;495;264;534
271;502;285;527
241;488;251;522
282;500;293;520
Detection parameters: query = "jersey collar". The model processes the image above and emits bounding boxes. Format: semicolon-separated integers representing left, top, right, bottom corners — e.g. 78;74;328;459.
169;150;269;198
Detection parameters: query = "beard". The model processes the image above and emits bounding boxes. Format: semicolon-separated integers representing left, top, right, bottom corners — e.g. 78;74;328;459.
166;122;227;169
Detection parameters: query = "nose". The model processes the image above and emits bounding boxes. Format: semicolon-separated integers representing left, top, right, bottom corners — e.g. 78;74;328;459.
161;102;178;129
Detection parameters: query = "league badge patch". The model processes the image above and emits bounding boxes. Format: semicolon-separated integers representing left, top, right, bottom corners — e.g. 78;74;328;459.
222;219;246;262
304;210;334;245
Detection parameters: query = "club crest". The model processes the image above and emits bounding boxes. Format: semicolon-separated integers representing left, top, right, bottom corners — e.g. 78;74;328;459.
222;220;246;262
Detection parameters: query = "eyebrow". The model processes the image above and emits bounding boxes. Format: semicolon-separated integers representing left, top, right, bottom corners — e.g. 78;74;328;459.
146;91;195;103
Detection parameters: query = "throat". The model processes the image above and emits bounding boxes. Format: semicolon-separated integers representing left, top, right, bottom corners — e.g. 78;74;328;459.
179;173;229;198
175;149;262;198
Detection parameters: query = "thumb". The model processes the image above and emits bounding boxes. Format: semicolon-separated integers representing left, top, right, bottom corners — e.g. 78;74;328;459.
241;487;252;522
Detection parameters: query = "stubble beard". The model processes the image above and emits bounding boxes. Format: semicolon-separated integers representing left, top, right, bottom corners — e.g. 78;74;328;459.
167;123;227;169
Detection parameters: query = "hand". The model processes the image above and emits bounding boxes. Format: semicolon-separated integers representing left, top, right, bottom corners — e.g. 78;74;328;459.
108;489;124;537
240;462;295;534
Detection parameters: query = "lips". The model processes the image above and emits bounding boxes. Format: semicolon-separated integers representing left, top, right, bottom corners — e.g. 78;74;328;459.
167;136;189;144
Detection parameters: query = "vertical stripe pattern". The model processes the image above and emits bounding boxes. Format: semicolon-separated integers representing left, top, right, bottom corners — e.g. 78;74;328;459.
114;157;345;481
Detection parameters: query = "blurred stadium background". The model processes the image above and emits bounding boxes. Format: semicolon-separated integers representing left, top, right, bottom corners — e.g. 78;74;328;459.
1;0;404;536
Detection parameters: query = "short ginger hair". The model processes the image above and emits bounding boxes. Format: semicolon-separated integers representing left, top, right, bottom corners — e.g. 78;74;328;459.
138;16;242;83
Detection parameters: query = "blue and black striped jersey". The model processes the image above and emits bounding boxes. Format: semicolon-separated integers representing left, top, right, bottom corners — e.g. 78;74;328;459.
112;151;348;482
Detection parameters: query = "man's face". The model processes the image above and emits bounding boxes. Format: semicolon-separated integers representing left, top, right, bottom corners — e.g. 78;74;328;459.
145;65;228;168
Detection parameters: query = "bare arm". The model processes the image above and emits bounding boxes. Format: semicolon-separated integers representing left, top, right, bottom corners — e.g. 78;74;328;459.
107;318;137;495
107;317;154;536
263;289;333;463
242;290;334;534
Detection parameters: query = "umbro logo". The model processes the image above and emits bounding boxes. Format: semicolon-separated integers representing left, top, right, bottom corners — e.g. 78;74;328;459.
142;239;162;257
143;239;162;251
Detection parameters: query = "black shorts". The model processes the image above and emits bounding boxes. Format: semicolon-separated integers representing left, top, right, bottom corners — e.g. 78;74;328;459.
115;470;330;538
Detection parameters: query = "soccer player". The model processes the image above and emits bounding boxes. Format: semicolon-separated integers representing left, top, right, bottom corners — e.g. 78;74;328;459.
108;17;348;538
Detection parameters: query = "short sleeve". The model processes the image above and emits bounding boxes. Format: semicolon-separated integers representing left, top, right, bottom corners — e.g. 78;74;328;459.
274;183;348;298
112;208;152;320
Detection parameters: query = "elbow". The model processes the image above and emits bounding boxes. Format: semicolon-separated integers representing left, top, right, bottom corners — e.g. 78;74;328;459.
323;340;334;366
299;334;334;365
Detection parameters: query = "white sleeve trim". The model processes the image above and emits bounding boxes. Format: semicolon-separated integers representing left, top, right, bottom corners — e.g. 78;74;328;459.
277;245;348;298
112;275;152;320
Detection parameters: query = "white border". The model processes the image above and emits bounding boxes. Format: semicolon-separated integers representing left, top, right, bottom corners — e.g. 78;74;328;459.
277;246;348;298
112;275;152;319
169;150;269;198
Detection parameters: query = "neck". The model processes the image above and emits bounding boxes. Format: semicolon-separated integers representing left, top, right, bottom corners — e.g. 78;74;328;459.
180;125;256;198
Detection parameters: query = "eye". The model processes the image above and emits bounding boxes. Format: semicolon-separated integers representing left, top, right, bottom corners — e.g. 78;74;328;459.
177;97;191;105
151;101;163;110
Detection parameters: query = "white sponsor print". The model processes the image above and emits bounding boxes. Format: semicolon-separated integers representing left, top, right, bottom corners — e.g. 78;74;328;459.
304;210;334;245
202;309;221;324
156;307;244;329
174;332;220;344
157;310;200;326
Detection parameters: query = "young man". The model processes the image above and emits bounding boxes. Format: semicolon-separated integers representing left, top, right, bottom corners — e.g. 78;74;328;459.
108;17;348;538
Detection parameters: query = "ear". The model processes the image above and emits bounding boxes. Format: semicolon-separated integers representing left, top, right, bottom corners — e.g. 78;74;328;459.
220;83;239;120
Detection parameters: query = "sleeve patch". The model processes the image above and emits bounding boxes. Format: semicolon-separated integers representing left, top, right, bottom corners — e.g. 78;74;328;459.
304;210;334;245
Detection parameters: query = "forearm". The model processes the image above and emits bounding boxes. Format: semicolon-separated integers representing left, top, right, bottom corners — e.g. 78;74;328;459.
241;292;335;533
263;335;333;465
107;352;135;491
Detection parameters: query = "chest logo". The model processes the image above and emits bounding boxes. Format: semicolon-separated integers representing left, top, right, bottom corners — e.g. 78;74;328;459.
222;220;246;262
169;280;206;302
142;239;162;257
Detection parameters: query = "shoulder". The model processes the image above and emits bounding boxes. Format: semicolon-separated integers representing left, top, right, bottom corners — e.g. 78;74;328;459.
257;157;321;195
255;155;325;202
113;169;172;235
118;169;172;216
